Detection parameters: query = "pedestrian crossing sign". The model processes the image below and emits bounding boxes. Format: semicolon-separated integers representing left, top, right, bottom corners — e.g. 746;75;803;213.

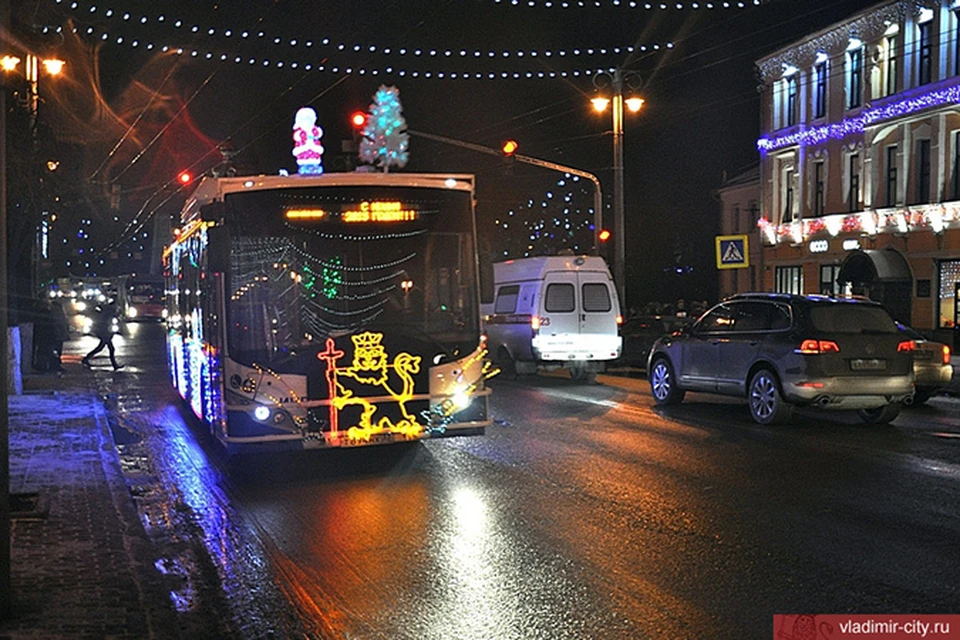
716;234;749;269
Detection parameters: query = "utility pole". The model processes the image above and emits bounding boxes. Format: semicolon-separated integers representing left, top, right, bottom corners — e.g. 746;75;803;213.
1;0;13;617
611;68;626;308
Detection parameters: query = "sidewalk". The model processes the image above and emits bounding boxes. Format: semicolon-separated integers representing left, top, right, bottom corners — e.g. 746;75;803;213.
1;365;179;639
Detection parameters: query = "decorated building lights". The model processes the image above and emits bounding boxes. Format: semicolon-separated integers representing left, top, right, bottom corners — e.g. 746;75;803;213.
757;202;960;246
758;84;960;153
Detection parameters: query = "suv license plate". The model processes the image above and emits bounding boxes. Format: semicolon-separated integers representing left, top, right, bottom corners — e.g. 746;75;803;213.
850;358;886;371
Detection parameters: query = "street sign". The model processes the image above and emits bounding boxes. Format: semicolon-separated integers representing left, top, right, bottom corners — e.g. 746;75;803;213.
716;234;749;269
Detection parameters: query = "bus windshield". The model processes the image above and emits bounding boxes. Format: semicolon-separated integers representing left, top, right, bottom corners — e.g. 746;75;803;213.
221;184;479;367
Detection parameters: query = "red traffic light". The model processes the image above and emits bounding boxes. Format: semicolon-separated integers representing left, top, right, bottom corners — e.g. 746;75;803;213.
502;140;519;156
598;229;611;242
178;171;193;185
351;111;367;128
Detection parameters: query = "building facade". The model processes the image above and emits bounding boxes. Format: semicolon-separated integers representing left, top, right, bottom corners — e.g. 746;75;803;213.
716;166;761;300
755;0;960;341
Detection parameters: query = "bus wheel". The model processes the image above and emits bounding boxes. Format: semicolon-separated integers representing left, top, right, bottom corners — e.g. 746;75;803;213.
496;347;517;379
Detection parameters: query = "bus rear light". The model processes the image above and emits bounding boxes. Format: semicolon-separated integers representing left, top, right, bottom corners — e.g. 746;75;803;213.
796;339;840;354
897;340;916;353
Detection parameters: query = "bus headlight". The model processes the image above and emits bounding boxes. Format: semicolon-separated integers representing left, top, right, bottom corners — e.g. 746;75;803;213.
452;390;471;410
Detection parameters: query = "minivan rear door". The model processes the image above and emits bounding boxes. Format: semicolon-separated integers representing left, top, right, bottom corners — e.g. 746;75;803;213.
578;273;616;335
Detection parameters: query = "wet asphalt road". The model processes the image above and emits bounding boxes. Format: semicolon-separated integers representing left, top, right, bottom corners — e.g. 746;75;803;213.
77;322;960;639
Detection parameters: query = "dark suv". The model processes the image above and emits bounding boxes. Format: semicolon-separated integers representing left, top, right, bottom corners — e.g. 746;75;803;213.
647;293;915;425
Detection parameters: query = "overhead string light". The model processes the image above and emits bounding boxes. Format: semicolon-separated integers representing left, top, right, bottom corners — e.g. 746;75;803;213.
488;0;760;8
53;0;673;77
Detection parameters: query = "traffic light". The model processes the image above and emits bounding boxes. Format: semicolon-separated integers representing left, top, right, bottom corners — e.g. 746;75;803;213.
351;111;367;129
598;229;611;242
501;139;519;156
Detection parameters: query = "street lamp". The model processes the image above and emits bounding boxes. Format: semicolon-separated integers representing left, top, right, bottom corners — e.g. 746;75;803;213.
592;68;643;308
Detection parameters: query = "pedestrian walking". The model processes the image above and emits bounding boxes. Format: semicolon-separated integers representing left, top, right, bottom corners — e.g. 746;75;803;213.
82;300;124;370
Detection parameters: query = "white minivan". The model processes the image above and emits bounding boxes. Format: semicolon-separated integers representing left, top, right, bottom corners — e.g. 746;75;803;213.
483;255;622;383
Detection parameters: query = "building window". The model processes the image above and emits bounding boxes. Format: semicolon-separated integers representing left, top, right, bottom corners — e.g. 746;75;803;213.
915;139;931;204
918;21;932;86
813;161;825;216
820;264;843;295
848;154;860;212
886;145;898;207
784;169;795;220
775;266;803;295
814;61;826;119
886;35;899;96
955;14;960;76
938;260;960;328
847;47;863;109
954;132;960;200
786;75;798;126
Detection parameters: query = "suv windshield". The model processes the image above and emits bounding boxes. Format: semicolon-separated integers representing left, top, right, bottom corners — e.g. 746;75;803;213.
809;304;898;333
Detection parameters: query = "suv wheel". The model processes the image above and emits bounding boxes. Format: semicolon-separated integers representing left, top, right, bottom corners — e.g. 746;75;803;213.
748;369;793;425
650;357;685;405
857;403;901;424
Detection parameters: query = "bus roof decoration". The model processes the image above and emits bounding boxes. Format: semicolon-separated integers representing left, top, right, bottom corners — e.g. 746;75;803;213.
292;106;324;175
358;85;410;173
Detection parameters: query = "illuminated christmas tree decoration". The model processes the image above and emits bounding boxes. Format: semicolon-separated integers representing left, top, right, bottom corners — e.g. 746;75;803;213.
292;107;324;175
359;86;410;171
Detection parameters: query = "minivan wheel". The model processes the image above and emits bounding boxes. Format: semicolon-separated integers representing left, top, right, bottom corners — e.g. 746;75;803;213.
650;358;685;405
496;347;517;380
857;403;902;424
748;369;794;425
569;363;597;384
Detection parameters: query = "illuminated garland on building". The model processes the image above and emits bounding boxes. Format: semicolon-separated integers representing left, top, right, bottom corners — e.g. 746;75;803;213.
757;82;960;153
757;202;960;245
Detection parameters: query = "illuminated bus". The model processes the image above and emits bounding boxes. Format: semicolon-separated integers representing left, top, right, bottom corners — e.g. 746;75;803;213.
163;173;493;453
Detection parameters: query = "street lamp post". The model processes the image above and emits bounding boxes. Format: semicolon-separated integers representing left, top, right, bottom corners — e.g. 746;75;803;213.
592;68;643;309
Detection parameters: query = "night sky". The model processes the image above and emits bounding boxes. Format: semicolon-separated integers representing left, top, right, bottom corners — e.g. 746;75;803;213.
12;0;882;307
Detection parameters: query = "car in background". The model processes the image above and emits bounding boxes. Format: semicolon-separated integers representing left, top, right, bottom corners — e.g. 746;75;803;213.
618;315;692;368
647;293;915;425
896;322;952;404
125;278;166;322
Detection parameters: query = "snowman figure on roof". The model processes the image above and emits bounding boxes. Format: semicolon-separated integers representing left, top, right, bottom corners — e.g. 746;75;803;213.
292;106;324;175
